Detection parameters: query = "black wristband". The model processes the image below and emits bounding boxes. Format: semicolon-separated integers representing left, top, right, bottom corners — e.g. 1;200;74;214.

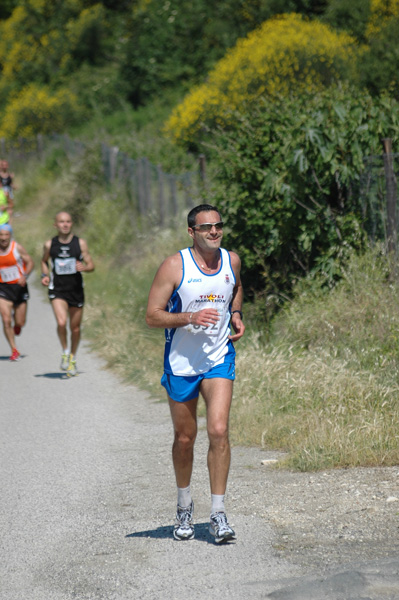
231;310;243;319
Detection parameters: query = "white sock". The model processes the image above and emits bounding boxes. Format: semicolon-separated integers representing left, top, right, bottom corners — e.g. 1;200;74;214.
63;348;70;355
177;485;192;508
211;494;225;514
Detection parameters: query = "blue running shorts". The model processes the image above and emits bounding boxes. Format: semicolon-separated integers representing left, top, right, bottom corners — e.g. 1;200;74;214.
161;361;235;403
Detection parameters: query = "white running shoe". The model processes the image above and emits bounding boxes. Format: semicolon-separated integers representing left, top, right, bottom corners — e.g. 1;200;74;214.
209;512;236;543
173;501;194;540
60;353;69;370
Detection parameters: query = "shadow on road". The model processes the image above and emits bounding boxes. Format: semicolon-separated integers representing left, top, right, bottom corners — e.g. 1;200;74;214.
126;522;222;544
34;372;68;379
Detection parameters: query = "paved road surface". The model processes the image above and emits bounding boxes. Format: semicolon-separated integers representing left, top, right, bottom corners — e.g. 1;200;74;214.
1;278;398;599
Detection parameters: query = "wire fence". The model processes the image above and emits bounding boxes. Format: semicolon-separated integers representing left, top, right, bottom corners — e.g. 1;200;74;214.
360;144;399;255
1;134;205;228
3;134;399;250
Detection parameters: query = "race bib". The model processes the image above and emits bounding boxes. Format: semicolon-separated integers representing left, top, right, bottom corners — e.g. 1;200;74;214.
187;307;226;336
54;257;77;275
0;265;20;282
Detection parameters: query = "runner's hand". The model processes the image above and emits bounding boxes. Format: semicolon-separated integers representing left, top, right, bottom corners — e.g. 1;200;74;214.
190;308;220;327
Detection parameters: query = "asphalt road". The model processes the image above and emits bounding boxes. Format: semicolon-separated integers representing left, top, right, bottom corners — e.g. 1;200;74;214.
1;278;399;599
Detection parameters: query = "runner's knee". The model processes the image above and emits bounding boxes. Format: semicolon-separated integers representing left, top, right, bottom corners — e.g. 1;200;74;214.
174;429;197;451
208;421;229;443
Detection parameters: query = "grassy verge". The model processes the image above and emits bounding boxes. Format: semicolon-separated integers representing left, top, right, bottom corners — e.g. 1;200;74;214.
83;237;399;471
12;152;399;472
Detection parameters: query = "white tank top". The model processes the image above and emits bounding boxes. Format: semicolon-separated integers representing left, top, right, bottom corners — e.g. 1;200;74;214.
164;247;236;376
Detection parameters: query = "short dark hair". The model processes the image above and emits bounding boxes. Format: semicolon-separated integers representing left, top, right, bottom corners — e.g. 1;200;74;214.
187;204;221;228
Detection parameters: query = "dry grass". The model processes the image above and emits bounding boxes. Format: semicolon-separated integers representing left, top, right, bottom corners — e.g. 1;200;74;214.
232;338;399;470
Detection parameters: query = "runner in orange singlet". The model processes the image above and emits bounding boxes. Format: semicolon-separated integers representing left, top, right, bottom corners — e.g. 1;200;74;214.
0;224;34;361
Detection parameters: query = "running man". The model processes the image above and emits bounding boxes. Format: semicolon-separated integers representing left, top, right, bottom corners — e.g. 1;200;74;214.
146;204;245;543
0;179;13;226
0;159;15;199
41;211;95;377
0;223;34;361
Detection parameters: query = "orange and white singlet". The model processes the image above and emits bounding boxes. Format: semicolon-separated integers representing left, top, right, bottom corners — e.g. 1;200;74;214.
0;240;25;284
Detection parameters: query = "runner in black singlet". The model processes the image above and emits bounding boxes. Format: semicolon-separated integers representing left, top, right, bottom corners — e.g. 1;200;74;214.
41;211;95;376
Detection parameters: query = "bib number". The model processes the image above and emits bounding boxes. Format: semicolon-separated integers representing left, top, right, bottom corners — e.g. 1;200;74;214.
188;307;225;336
55;257;77;275
192;321;219;335
0;265;20;282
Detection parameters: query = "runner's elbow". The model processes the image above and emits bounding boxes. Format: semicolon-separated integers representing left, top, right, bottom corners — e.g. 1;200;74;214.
145;312;155;328
146;310;162;328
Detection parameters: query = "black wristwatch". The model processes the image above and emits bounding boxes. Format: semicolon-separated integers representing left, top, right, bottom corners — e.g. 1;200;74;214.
231;310;243;319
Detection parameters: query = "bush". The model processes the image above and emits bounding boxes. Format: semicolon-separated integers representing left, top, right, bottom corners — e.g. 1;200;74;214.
322;0;370;41
0;84;83;138
164;14;358;145
120;1;334;107
359;16;399;96
206;86;399;300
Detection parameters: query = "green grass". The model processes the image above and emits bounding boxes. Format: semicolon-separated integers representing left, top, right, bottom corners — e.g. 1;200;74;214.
12;149;399;472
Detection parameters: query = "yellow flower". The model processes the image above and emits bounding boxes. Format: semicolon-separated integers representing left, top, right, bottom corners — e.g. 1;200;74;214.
366;0;399;37
164;14;357;145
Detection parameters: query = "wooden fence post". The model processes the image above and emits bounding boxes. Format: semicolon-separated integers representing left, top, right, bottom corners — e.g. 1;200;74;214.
157;165;166;226
382;138;397;255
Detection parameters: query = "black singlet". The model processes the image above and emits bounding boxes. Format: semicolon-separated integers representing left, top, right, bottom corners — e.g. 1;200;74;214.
0;174;12;187
49;235;83;294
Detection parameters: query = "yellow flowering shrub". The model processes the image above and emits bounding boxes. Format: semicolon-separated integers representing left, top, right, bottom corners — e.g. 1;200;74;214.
0;7;37;81
66;3;106;49
164;14;358;144
0;0;89;84
366;0;399;36
0;84;82;139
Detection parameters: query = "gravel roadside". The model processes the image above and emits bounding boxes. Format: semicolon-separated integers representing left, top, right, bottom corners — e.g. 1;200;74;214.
1;278;398;599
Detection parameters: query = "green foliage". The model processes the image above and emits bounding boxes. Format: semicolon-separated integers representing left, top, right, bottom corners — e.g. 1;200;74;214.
164;14;358;145
322;0;371;41
64;3;108;68
119;0;332;106
65;63;130;116
0;0;116;135
207;86;399;299
359;16;399;96
63;144;104;225
0;0;17;20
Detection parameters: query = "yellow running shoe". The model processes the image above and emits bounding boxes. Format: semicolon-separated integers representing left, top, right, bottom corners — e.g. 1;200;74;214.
66;355;77;377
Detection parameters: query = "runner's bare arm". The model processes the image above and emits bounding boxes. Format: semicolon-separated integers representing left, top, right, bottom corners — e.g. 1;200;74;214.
40;240;51;286
228;252;245;342
77;238;95;272
16;243;34;286
6;192;13;214
146;254;220;329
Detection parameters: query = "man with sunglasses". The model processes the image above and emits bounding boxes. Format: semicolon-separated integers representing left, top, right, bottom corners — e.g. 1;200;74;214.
146;204;245;543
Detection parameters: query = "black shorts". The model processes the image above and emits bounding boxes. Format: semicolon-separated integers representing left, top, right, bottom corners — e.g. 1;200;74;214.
0;282;29;305
49;288;84;308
